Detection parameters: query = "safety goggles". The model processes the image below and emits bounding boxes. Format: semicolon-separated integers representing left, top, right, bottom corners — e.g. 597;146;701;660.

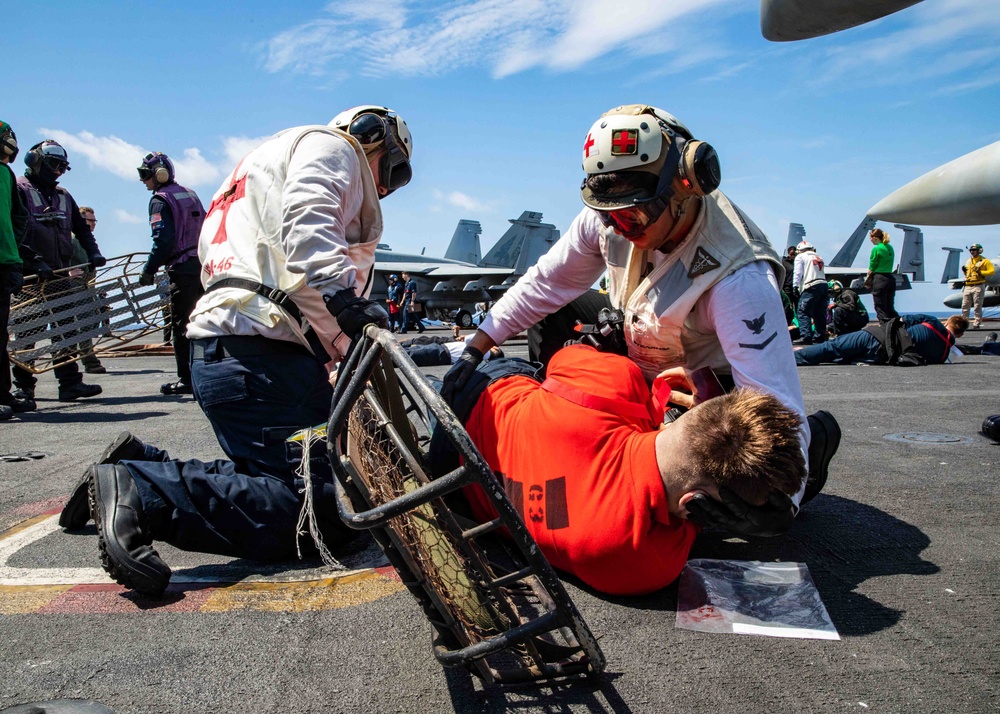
594;196;669;240
137;153;159;181
348;113;391;146
39;145;70;173
347;113;412;194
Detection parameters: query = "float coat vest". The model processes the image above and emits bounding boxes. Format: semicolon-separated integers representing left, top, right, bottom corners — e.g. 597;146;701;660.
191;125;382;362
152;183;205;268
603;192;783;380
16;176;74;269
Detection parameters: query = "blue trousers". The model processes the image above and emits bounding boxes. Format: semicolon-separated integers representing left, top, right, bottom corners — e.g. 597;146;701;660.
125;337;349;560
795;330;882;365
797;283;829;343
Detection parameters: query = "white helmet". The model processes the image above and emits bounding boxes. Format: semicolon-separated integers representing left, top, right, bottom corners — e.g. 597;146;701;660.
581;104;719;212
797;240;814;252
330;105;413;195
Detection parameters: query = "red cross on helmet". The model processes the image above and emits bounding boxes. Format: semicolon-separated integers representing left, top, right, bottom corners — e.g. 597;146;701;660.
580;105;720;238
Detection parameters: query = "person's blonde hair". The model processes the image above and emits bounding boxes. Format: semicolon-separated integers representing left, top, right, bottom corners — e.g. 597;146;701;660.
675;389;805;504
870;228;890;243
78;206;94;215
944;315;969;337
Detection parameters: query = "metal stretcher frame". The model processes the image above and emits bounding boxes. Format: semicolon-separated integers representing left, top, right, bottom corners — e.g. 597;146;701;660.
8;253;169;374
326;325;605;685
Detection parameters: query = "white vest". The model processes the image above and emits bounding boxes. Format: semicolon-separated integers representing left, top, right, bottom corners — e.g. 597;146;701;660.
603;192;782;380
190;125;382;361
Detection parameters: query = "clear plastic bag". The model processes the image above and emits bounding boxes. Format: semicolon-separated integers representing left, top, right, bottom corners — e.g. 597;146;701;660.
676;559;839;640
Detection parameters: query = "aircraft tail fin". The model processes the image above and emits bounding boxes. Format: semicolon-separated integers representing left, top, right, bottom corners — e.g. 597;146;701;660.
829;217;878;267
941;247;963;283
787;223;806;249
480;211;560;275
894;223;924;282
444;220;483;265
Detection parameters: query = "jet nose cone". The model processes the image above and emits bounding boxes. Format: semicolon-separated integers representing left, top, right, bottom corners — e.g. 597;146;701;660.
868;142;1000;226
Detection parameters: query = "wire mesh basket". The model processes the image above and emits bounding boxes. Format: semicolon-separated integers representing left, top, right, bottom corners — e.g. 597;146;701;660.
327;326;605;684
8;253;169;374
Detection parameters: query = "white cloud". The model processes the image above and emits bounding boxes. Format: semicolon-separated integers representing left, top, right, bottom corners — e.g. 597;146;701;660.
432;188;491;212
114;209;145;225
814;0;1000;90
221;135;272;166
40;129;146;182
171;147;222;186
264;0;741;79
35;128;271;188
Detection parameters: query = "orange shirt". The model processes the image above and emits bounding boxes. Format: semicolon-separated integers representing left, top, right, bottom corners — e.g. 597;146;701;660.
464;346;697;596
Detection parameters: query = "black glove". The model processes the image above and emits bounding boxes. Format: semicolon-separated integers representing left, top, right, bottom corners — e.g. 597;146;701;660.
685;487;794;538
89;253;107;270
34;261;54;282
440;346;484;405
7;265;24;295
791;288;801;303
324;287;389;341
138;272;155;287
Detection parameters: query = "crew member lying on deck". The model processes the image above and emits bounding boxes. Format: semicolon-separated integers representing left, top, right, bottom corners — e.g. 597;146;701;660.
795;314;967;366
439;345;806;596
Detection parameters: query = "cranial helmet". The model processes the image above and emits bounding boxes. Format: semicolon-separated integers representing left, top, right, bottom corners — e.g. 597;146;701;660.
580;104;721;212
828;280;843;293
330;105;412;196
970;243;983;252
0;121;18;161
797;240;814;252
137;152;175;185
24;140;70;185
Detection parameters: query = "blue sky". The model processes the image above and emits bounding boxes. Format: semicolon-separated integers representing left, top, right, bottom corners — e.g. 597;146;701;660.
6;0;999;313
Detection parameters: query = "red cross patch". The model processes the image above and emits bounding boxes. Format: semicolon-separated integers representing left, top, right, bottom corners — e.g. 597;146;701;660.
584;132;598;158
611;129;638;156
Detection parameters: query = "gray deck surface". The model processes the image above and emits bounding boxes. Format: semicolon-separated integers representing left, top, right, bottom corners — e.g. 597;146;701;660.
0;325;997;714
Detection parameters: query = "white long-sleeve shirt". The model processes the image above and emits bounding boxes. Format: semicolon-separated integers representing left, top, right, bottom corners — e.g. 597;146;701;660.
188;129;379;352
792;249;826;291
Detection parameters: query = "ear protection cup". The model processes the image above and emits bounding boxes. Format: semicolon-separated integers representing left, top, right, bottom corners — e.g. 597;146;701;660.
677;140;721;197
153;164;170;184
0;126;16;159
24;142;43;169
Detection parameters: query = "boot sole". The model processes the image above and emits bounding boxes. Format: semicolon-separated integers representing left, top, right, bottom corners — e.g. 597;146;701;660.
90;466;170;597
803;410;841;504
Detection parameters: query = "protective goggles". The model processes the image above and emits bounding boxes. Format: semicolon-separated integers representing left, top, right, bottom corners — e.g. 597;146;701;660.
348;113;412;194
38;144;70;173
593;195;669;240
136;153;161;181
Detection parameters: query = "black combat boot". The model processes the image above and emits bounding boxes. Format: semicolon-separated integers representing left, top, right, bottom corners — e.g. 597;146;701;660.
802;411;841;504
89;464;171;597
58;382;103;401
60;432;150;530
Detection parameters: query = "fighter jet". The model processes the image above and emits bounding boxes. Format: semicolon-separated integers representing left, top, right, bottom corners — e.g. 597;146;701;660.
760;0;924;42
868;142;1000;227
787;218;925;293
940;246;1000;310
370;211;559;327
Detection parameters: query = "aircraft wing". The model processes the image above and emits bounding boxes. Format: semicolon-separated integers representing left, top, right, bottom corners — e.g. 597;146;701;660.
373;262;514;278
825;267;912;294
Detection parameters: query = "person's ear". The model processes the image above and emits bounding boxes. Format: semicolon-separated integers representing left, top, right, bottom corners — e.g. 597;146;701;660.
678;490;709;518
